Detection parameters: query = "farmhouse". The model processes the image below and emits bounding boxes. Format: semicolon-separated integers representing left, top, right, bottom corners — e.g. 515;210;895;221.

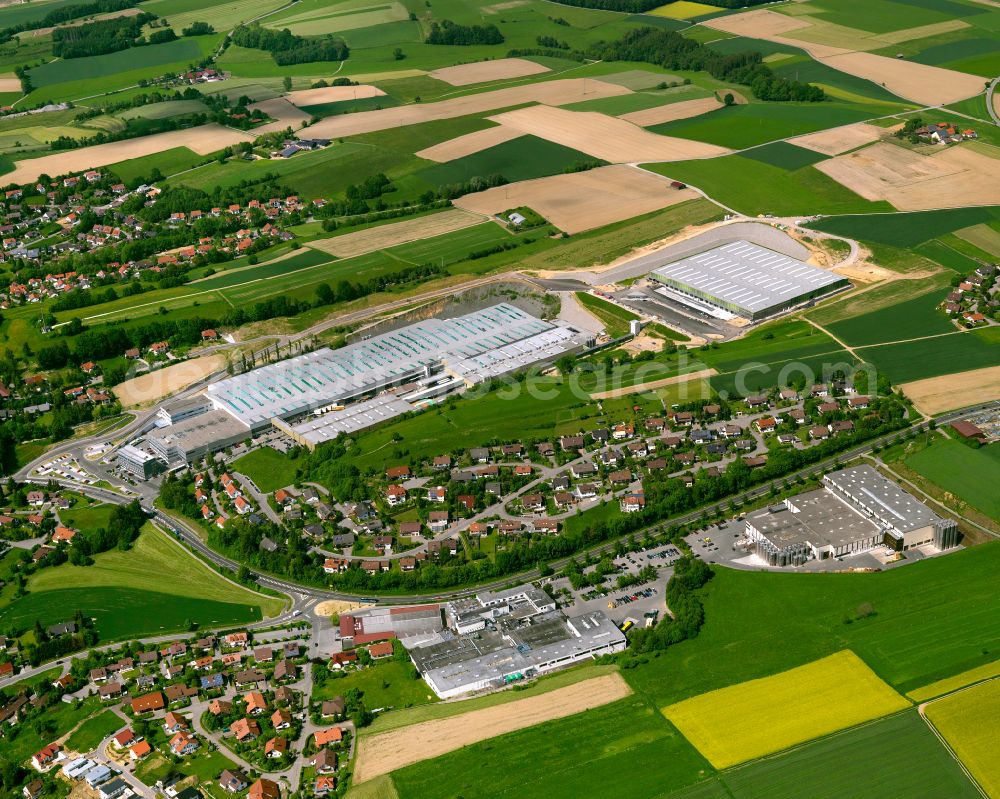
649;241;848;322
745;465;960;566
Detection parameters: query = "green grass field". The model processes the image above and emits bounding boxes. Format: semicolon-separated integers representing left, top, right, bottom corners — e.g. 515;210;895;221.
66;710;126;753
856;327;1000;383
0;527;282;639
624;542;1000;708
646;156;892;217
809;207;1000;248
825;289;954;346
926;679;1000;798
662;651;909;769
575;292;639;337
904;438;1000;522
58;501;116;532
107;146;209;183
230;446;296;493
313;660;437;709
391;696;712;799
697;710;980;799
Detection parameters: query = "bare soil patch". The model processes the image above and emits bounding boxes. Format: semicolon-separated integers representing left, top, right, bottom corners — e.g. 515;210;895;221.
590;368;717;400
704;10;983;104
0;76;21;92
487;105;730;162
4;124;254;184
114;356;225;408
353;673;632;783
305;78;631;139
790;122;887;155
308;209;484;257
815;141;1000;211
429;58;550;86
416;125;524;162
454;165;698;235
285;84;385;107
315;600;365;616
248;98;311;133
902;364;1000;415
618;96;723;126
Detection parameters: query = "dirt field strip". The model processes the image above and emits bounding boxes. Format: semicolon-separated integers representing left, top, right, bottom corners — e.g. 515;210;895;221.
814;141;1000;211
487;105;731;162
285;84;385;107
590;368;717;400
429;58;551;86
114;356;225;408
902;365;1000;416
304;78;631;139
617;96;724;127
0;75;21;92
248;98;311;133
703;9;984;104
454;164;699;235
307;209;484;257
416;125;525;162
315;599;366;616
4;124;255;185
352;673;632;783
790;122;888;156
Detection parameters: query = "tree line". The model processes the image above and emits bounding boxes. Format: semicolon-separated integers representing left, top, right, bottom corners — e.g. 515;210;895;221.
0;0;137;42
425;20;504;45
588;27;825;102
231;24;349;64
52;12;155;58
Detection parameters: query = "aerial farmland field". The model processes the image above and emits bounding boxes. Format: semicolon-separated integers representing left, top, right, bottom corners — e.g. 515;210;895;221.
925;679;1000;798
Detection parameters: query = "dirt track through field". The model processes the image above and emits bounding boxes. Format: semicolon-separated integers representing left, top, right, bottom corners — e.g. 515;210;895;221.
285;84;385;107
590;368;717;399
248;98;311;133
352;673;632;783
307;209;484;257
430;58;551;86
790;122;887;155
703;9;983;104
416;125;524;162
814;141;1000;211
487;105;731;162
3;124;255;184
902;364;1000;415
617;96;723;126
454;165;699;234
114;356;224;408
304;78;631;139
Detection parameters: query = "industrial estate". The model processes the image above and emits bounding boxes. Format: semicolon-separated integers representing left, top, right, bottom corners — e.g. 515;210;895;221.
0;0;999;798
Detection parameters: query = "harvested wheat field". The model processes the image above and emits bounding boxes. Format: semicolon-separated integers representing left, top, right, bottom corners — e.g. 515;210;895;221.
4;124;254;184
902;364;1000;415
618;96;724;127
0;75;21;92
815;142;1000;211
305;78;630;139
430;57;550;86
416;125;524;162
114;356;225;409
285;84;385;107
487;105;730;162
790;122;887;156
308;209;484;257
353;673;632;783
455;165;698;234
703;9;983;104
248;98;311;133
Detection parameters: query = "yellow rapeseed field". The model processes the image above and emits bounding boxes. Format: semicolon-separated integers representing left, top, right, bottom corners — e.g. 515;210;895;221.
662;650;910;769
649;1;721;19
925;679;1000;798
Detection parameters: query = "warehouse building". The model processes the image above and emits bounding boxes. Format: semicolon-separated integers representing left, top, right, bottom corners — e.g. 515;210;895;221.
649;240;848;322
408;583;626;698
746;465;959;566
145;409;250;465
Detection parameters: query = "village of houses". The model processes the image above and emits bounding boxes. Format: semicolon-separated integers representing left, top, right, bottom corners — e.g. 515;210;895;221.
12;625;369;799
941;261;999;327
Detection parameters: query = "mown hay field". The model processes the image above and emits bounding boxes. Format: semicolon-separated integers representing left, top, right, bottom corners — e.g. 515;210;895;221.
662;651;910;769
